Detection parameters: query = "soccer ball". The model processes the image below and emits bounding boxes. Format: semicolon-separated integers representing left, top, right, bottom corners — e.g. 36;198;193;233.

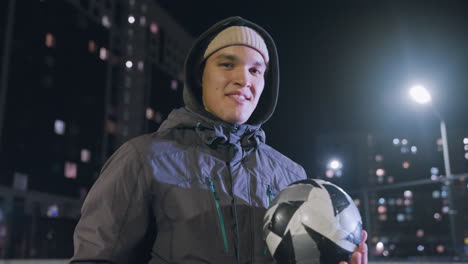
263;179;362;264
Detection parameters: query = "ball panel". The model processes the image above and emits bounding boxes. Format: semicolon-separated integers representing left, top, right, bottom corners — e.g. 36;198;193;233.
303;224;354;264
281;184;315;203
270;201;303;237
290;224;320;264
288;178;322;188
265;230;283;256
322;183;350;216
273;231;296;264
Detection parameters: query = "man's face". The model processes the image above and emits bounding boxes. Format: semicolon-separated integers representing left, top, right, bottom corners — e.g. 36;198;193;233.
202;45;266;124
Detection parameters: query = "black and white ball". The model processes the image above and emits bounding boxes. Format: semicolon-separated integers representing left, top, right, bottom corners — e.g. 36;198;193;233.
263;179;362;264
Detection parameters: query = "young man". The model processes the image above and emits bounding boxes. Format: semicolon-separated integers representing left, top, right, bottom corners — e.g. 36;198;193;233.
71;17;367;264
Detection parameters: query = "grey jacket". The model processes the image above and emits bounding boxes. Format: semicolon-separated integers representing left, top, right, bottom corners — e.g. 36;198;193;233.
71;17;306;264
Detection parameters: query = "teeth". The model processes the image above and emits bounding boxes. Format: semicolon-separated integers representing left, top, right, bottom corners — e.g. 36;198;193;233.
231;94;247;100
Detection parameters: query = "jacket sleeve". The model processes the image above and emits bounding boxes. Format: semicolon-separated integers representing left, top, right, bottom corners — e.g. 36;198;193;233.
70;141;153;264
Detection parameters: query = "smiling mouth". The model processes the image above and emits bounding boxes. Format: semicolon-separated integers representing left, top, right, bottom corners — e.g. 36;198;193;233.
229;94;249;101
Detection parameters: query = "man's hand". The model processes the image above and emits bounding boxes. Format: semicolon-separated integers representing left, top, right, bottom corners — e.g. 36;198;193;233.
339;230;368;264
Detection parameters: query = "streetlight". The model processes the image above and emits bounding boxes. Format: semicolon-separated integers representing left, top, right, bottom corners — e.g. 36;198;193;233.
328;159;342;170
408;85;450;177
409;84;458;256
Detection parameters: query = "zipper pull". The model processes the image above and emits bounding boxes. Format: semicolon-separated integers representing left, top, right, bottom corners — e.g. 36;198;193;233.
266;184;273;208
206;177;218;200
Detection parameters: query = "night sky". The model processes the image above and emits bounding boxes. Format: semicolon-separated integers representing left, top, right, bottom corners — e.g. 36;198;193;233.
156;0;468;172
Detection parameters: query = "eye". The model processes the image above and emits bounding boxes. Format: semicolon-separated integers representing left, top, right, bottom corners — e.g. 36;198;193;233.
219;62;234;68
250;68;263;75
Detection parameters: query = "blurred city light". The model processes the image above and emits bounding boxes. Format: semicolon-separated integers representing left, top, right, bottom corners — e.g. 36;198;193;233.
328;159;342;170
125;60;133;68
128;15;135;24
409;85;432;104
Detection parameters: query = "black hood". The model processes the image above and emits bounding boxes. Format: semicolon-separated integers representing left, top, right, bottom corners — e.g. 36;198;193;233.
183;16;280;126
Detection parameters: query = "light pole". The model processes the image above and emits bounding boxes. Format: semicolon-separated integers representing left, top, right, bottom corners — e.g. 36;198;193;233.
409;84;458;257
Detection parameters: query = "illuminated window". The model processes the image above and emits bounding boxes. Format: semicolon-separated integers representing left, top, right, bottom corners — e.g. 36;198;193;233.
99;47;108;60
128;15;135;24
376;242;384;253
47;205;59;217
392;138;400;145
402;161;410;169
171;80;178;90
441;190;448;198
396;213;405;222
45;33;55;47
404;190;413;199
88;40;96;53
139;16;146;26
464;138;468;145
442;206;449;214
465;153;468;160
81;149;91;163
376;168;385;177
436;245;445;254
102;15;111;28
417;245;424;252
410;146;417;154
432;190;440;199
377;205;387;214
400;146;408;153
54;120;65;135
375;154;383;162
150;23;159;34
401;139;408;145
433;212;442;221
325;169;334;178
382;250;389;257
146;107;154;120
437;138;443;151
106;120;117;134
378;198;386;205
335;170;342;177
65;161;77;179
137;61;144;71
416;229;424;238
431;167;439;175
387;176;394;184
396;198;403;206
464;145;468;151
378;214;387;221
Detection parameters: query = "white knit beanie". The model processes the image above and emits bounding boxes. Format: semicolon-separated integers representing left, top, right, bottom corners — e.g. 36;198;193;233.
203;26;269;64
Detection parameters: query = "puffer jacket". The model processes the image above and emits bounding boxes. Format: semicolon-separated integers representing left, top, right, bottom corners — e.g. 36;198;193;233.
71;17;306;264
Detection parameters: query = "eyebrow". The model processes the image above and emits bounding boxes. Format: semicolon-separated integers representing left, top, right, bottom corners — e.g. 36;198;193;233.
214;54;266;69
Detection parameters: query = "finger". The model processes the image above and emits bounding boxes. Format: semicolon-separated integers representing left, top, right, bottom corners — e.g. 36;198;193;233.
361;242;368;264
361;230;368;243
350;251;362;264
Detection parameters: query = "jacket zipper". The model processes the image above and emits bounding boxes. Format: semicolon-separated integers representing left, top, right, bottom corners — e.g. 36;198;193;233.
226;162;241;262
206;177;229;254
264;184;274;256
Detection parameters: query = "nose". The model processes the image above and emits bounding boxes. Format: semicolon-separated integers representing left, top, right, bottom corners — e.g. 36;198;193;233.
233;68;251;88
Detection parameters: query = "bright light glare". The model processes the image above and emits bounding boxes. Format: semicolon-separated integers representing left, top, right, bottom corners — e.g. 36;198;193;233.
409;85;432;104
328;159;342;170
125;61;133;68
128;15;135;24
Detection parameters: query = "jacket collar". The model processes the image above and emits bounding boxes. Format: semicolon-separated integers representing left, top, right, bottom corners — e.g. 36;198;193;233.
158;107;265;147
